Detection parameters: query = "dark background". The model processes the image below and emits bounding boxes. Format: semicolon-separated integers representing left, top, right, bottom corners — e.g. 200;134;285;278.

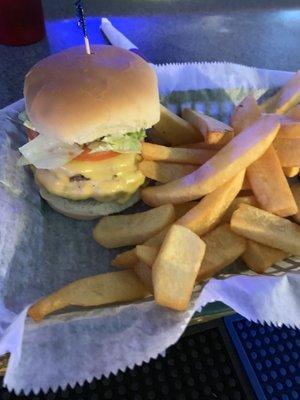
1;0;300;108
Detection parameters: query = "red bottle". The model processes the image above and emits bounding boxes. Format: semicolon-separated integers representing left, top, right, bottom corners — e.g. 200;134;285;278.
0;0;45;46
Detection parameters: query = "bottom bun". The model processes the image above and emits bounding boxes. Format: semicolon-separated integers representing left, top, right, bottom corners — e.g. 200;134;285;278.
39;188;141;220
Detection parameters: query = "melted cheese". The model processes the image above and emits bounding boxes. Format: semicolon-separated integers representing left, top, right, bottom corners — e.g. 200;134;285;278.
35;153;145;203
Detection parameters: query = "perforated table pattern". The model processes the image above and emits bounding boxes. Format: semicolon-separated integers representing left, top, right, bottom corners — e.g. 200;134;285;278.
225;315;300;400
0;319;255;400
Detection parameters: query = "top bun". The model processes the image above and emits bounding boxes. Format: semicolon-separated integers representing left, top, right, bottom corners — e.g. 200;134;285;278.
24;45;160;144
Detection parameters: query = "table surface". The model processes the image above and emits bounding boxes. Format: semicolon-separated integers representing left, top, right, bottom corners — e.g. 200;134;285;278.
1;0;300;108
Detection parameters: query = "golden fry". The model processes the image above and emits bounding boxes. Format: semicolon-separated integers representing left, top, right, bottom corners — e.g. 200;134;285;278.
133;262;154;293
231;204;300;255
145;226;171;247
231;95;261;134
260;72;300;114
220;195;257;223
93;204;175;248
173;201;199;220
247;145;297;217
197;224;246;282
242;240;288;273
291;184;300;224
139;160;197;183
141;142;216;165
111;226;171;269
274;71;300;114
111;250;138;268
286;104;300;120
28;270;149;322
277;117;300;139
259;92;280;113
154;105;201;145
147;127;170;146
283;167;299;178
274;138;300;167
178;142;224;150
182;108;234;144
135;245;159;267
176;170;245;235
153;225;206;311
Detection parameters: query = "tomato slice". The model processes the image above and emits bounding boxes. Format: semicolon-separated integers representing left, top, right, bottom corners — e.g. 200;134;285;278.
25;128;118;162
73;147;119;162
26;127;38;141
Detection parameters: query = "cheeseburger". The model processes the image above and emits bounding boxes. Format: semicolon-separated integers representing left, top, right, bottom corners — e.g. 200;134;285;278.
18;45;160;219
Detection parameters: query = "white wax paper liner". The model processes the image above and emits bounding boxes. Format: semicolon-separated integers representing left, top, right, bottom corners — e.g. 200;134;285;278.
0;59;299;394
101;18;138;50
100;16;291;92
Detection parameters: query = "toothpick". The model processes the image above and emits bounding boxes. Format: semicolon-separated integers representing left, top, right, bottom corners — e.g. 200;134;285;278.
75;0;91;55
84;36;91;55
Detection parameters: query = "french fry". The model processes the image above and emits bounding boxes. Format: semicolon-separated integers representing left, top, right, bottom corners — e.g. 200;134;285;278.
142;115;280;206
286;104;300;120
259;92;280;113
231;95;261;134
242;240;288;273
260;72;300;114
197;224;246;282
283;167;300;178
145;225;171;247
277;117;300;139
147;127;170;146
135;245;159;267
111;226;171;269
247;145;297;217
273;138;300;167
231;204;300;255
273;71;300;114
176;170;245;235
154;105;201;145
178;142;224;150
182;108;234;144
153;225;206;311
28;270;150;322
220;195;257;223
141;143;216;165
173;201;199;219
291;184;300;224
133;262;153;293
241;176;251;191
93;204;175;248
111;250;138;269
139;160;197;183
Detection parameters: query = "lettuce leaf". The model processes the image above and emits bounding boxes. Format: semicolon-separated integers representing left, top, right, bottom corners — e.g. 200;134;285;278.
88;130;146;153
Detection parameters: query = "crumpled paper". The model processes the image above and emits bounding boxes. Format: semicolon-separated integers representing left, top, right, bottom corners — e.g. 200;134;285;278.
101;18;138;50
0;58;300;394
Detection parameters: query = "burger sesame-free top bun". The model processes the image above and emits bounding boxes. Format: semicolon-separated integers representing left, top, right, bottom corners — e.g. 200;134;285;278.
24;45;160;145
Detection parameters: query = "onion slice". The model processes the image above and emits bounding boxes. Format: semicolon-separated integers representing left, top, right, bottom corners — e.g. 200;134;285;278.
18;135;83;169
